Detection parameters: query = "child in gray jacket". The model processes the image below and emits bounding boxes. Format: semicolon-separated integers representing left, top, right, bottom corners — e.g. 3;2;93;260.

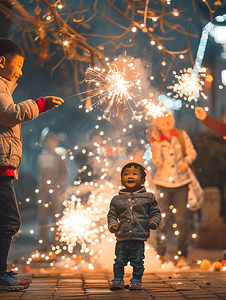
107;162;161;290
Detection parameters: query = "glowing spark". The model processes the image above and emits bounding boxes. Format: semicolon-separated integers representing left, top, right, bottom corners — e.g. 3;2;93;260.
141;99;170;119
167;23;214;105
168;68;206;102
57;199;91;250
85;57;142;120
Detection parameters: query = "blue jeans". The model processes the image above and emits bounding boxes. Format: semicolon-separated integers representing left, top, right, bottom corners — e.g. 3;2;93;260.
155;184;189;257
113;240;145;282
0;177;21;273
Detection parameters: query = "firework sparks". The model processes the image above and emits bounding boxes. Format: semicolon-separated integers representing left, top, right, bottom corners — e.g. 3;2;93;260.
137;98;170;120
145;102;170;119
57;185;114;255
85;57;142;120
57;197;92;251
167;68;207;102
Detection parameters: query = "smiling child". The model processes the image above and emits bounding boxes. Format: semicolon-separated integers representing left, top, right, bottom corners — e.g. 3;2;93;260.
107;162;161;291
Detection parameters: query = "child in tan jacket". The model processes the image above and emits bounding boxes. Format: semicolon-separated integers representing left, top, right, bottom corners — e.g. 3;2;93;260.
0;38;64;292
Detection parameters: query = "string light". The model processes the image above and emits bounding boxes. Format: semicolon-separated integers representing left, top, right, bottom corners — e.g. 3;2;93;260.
193;22;214;76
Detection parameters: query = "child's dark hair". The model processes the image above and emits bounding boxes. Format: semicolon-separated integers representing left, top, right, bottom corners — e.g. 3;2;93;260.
0;38;25;58
121;162;146;180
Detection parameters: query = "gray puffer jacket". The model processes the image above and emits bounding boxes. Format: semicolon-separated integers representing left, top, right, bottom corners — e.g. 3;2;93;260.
0;76;39;178
107;187;162;241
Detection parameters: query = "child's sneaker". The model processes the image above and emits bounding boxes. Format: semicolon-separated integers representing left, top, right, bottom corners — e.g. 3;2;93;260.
110;279;124;290
129;280;143;290
0;271;29;292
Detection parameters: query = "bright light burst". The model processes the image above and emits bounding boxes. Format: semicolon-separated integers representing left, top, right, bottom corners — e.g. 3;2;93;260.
143;100;170;119
57;197;91;251
57;185;114;256
85;56;142;120
167;68;207;102
135;98;170;120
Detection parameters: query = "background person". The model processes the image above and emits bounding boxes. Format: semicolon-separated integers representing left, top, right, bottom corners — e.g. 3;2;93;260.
36;132;68;252
149;111;197;268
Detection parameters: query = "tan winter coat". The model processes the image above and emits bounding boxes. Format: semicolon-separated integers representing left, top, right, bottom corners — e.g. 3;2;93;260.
0;76;39;179
151;130;197;188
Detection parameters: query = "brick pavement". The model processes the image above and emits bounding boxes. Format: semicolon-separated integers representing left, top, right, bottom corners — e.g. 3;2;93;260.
0;269;226;300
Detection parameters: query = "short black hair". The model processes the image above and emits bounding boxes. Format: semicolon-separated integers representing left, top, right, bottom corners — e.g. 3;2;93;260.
0;38;25;58
121;162;146;180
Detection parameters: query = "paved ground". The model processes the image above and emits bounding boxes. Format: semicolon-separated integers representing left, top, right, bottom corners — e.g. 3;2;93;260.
1;268;226;300
4;213;226;299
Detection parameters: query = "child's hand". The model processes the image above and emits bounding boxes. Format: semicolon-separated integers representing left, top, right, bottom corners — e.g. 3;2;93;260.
195;107;207;120
109;224;118;233
178;161;188;173
149;221;158;230
151;128;160;142
146;128;152;141
151;122;160;142
183;156;190;164
44;96;64;109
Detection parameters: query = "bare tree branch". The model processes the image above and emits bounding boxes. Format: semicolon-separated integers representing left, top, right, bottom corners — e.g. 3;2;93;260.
0;0;220;99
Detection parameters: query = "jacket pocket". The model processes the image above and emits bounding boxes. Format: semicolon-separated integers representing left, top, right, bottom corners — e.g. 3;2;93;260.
133;218;149;238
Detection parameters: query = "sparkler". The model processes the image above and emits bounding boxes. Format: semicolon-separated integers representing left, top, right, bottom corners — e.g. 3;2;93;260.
167;22;214;105
143;100;171;119
167;68;207;103
57;197;92;251
56;184;115;269
57;184;115;256
84;56;142;120
135;98;170;120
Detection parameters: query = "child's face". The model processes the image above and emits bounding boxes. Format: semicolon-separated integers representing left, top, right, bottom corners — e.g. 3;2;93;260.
156;114;175;132
121;166;145;192
0;54;24;82
44;138;58;152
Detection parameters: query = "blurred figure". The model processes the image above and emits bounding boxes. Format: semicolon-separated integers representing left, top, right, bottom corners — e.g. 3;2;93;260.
36;132;68;252
148;111;197;268
195;107;226;136
195;107;226;220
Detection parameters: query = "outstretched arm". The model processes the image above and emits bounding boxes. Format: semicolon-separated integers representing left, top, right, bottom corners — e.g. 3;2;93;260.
202;115;226;136
195;107;226;136
0;95;64;127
